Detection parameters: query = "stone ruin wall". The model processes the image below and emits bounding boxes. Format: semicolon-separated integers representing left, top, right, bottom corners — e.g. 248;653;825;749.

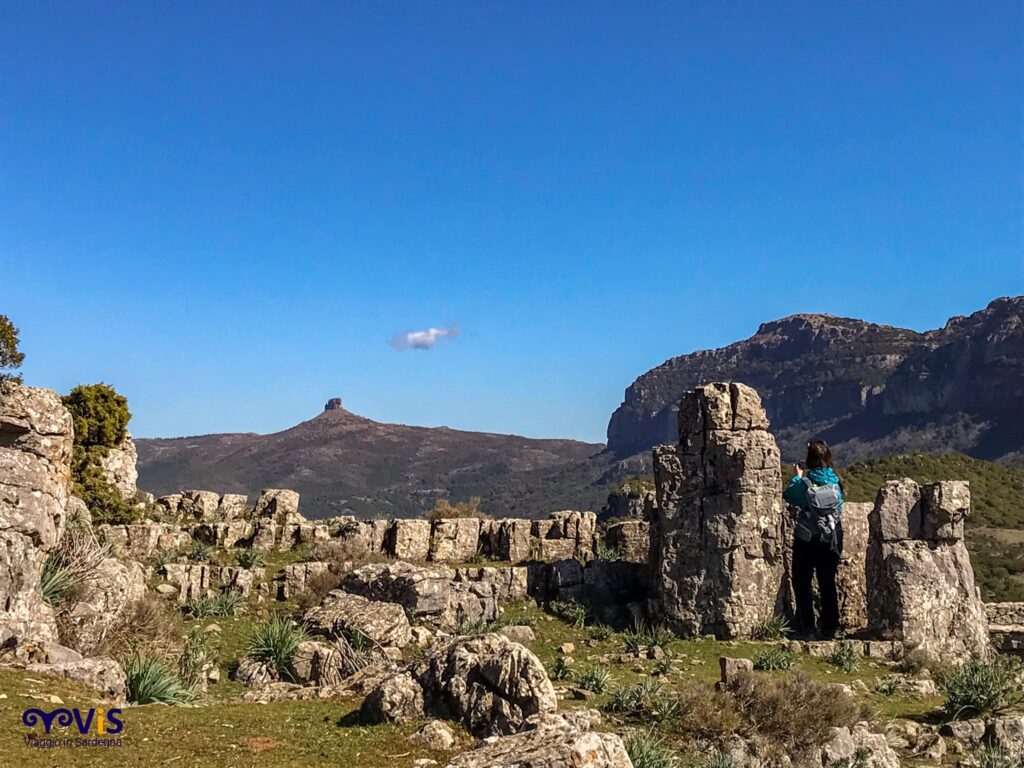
652;382;785;639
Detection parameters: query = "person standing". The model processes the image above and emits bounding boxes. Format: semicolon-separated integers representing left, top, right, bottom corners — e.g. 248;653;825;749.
783;439;845;640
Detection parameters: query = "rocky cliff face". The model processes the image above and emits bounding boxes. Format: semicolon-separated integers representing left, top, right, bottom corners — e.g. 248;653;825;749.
608;297;1024;463
0;381;73;643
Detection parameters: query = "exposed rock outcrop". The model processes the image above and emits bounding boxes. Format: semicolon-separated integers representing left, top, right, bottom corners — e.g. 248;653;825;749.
97;433;138;500
652;383;784;638
303;589;412;648
0;382;73;643
361;633;557;737
866;479;990;662
445;710;631;768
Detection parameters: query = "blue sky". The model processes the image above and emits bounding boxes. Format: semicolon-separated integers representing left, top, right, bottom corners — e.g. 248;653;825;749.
2;2;1020;443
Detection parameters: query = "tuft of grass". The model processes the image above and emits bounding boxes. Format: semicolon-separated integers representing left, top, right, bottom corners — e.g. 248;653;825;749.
595;541;621;562
650;697;680;723
940;655;1024;719
753;647;794;671
234;549;264;569
187;540;212;563
874;674;903;697
572;664;612;693
178;627;214;693
971;745;1022;768
124;654;194;705
550;599;590;629
40;559;75;607
247;618;308;680
549;656;573;681
703;753;742;768
896;646;934;675
751;614;790;641
184;592;243;619
152;547;180;576
827;640;860;673
624;619;673;654
624;730;678;768
606;680;664;715
589;624;613;642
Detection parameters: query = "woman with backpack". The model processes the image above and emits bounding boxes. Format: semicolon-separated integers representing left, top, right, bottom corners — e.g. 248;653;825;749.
783;439;845;640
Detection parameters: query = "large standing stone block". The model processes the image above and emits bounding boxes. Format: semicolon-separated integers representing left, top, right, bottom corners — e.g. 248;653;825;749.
652;383;783;639
429;518;481;563
386;519;431;561
867;479;990;663
0;382;73;644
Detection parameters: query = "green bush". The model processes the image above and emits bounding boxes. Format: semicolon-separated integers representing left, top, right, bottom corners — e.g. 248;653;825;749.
70;447;139;525
624;619;674;654
124;654;193;705
184;592;242;619
940;655;1024;718
703;753;742;768
624;730;677;768
751;614;790;641
187;540;212;563
247;618;308;680
549;657;573;681
178;628;214;692
62;383;130;449
606;680;665;715
572;664;612;693
550;599;590;629
874;674;903;697
827;641;860;673
971;745;1022;768
40;558;75;607
0;314;25;381
753;647;794;671
234;548;265;569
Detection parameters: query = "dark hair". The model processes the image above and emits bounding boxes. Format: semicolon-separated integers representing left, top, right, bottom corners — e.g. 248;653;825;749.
805;440;834;470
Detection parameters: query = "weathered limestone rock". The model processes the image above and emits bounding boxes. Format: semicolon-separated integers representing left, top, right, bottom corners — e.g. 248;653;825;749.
97;521;192;559
235;656;278;689
304;590;412;648
386;519;432;561
179;490;221;521
162;563;263;602
251;488;305;551
343;562;502;630
821;723;901;768
361;633;557;737
453;566;529;603
482;519;532;563
867;479;991;663
291;640;351;686
652;383;784;638
97;433;138;500
217;493;249;520
26;656;128;703
445;710;631;768
410;719;458;751
62;558;146;654
156;493;183;518
0;382;73;643
193;519;252;550
604;519;650;564
601;486;656;521
430;518;482;563
278;561;334;600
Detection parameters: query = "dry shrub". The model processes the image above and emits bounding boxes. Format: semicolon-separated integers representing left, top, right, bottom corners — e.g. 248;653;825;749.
293;569;345;615
671;673;862;759
426;496;490;522
725;672;863;756
96;594;180;662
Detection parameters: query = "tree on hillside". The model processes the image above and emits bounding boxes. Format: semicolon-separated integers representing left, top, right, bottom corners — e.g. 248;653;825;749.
62;383;137;525
0;314;25;382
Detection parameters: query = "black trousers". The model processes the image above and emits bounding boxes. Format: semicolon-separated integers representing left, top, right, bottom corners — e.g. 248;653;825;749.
792;535;841;639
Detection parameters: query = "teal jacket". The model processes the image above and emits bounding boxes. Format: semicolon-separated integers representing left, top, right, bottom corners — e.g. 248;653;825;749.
784;467;844;542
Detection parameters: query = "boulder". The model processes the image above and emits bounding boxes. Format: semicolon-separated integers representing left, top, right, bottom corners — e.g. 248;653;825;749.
652;383;784;638
361;633;557;737
96;434;138;500
0;382;73;643
62;557;147;654
430;518;482;563
342;562;502;630
386;519;432;561
821;723;901;768
866;479;990;662
410;719;458;751
179;490;221;522
604;520;650;564
444;710;631;768
278;561;334;600
235;657;279;689
303;590;412;648
291;640;351;686
26;656;127;703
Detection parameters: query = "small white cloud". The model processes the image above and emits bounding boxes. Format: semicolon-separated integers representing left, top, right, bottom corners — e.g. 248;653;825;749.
391;326;459;350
